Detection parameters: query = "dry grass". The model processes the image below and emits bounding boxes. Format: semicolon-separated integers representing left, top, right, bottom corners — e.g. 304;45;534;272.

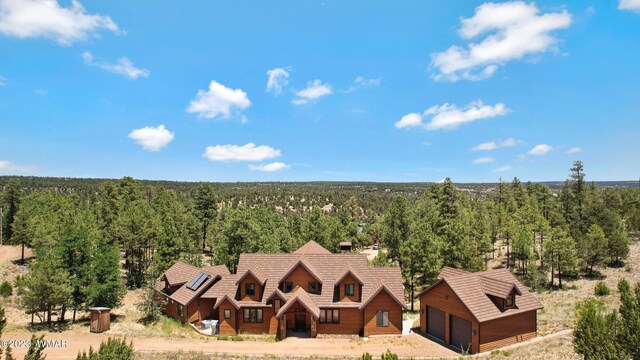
536;237;640;335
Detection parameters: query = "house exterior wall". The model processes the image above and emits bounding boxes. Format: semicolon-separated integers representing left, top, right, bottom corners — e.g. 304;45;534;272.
283;265;319;293
218;299;237;336
363;291;402;336
419;282;480;353
237;306;276;334
162;296;180;320
479;311;537;352
239;275;262;301
317;308;363;335
338;274;361;302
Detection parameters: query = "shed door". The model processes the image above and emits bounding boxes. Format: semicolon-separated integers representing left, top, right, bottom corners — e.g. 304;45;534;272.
427;306;445;342
450;315;471;351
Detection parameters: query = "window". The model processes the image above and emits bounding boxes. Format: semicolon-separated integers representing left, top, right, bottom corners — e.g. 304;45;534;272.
308;281;318;294
243;308;263;323
284;281;293;293
177;304;184;318
344;284;355;296
319;309;340;324
245;283;255;296
505;294;514;308
224;309;231;319
376;311;389;327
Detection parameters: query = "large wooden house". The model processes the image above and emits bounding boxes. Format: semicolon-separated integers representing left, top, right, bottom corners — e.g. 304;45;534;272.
419;266;543;354
156;240;406;338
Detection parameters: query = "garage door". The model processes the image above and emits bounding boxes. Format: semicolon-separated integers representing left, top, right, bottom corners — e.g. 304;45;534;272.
427;306;445;342
450;315;471;351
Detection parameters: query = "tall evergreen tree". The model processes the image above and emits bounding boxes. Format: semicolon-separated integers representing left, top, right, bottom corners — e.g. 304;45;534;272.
2;178;21;243
382;196;409;266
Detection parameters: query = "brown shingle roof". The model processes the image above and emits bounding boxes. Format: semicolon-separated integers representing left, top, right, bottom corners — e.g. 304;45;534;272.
158;263;230;306
359;277;408;310
294;240;332;254
420;266;543;323
163;262;201;286
275;288;320;319
334;263;364;285
236;263;267;286
202;241;405;310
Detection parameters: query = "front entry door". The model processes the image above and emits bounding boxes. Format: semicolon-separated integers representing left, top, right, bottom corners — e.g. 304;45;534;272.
295;314;306;331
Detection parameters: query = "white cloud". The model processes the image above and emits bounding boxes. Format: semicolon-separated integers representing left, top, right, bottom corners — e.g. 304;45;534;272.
473;156;495;164
494;165;513;172
82;51;149;79
203;143;281;162
431;1;572;81
292;79;332;105
346;76;381;92
528;144;552;155
620;0;640;12
128;125;174;152
266;67;290;95
566;146;582;154
0;160;36;173
395;100;508;131
187;81;251;120
394;113;423;129
0;0;119;45
471;137;520;151
248;162;290;172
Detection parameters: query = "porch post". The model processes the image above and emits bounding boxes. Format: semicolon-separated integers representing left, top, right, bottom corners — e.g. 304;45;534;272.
279;316;287;339
310;315;317;338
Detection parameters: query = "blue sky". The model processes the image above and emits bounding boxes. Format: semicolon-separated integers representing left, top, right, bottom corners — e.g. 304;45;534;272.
1;0;639;182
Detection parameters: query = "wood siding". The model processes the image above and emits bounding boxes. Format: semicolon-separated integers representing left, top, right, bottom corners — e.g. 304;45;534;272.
218;299;236;335
317;308;362;335
238;307;275;334
478;311;537;352
338;274;361;302
420;282;479;353
363;290;402;336
239;275;262;302
283;265;318;293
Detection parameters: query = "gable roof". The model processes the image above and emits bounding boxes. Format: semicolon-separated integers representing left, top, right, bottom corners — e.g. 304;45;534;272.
275;287;320;319
201;240;405;310
163;262;202;287
359;278;408;310
236;263;267;286
157;262;230;306
334;263;364;285
419;266;543;323
293;240;332;255
280;257;323;284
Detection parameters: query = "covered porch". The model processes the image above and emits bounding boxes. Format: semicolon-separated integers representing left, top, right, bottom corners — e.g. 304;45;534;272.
275;288;320;339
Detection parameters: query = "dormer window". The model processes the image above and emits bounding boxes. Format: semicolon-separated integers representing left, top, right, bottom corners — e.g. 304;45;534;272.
246;283;255;296
308;281;318;294
344;284;355;296
505;293;515;308
285;281;294;293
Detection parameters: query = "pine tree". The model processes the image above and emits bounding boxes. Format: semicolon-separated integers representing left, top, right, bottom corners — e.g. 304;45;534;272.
193;183;217;251
23;335;45;360
21;254;72;325
86;238;126;309
382;196;409;266
1;178;21;243
580;224;608;276
573;298;624;359
617;279;640;358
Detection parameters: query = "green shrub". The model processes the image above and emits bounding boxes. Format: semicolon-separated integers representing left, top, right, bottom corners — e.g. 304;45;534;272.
76;337;134;360
380;349;398;360
361;352;373;360
0;281;12;297
595;281;611;296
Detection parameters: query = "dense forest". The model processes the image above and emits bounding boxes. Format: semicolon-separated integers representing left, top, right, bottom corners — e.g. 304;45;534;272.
1;161;639;323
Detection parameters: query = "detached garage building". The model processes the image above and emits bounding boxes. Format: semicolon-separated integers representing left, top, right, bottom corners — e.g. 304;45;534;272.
419;267;543;354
